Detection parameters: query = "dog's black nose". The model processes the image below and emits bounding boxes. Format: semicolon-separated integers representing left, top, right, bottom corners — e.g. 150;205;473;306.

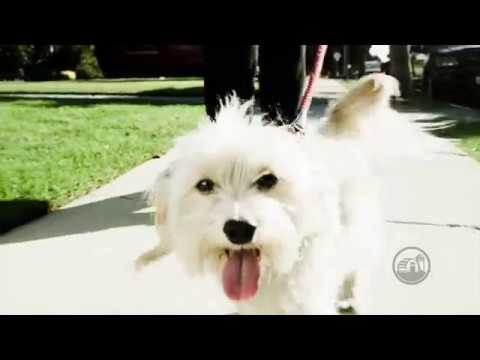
223;220;256;245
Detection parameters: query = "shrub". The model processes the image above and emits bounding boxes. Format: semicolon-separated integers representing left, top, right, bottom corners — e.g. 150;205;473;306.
75;46;104;79
2;45;104;81
0;45;34;80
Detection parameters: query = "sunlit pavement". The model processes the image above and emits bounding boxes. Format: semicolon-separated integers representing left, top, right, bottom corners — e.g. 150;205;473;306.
1;79;479;314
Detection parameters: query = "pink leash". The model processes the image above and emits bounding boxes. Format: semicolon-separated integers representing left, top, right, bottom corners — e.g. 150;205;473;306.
290;45;328;134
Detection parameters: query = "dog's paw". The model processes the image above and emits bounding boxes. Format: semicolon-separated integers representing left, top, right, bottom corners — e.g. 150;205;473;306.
134;246;169;271
134;255;149;272
336;299;357;315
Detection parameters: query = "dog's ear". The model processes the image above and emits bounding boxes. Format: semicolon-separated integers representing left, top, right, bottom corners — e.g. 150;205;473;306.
136;166;174;271
147;166;173;226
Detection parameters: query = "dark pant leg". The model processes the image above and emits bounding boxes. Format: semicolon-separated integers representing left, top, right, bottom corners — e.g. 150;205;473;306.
258;45;306;124
203;46;256;121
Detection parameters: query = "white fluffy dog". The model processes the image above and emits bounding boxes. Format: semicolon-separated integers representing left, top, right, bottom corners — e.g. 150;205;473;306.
137;74;441;315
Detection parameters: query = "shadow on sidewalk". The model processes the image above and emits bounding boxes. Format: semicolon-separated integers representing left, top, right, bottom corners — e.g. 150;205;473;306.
84;77;203;83
0;192;153;244
0;200;50;235
307;97;331;120
391;97;480;143
137;87;203;97
0;93;204;108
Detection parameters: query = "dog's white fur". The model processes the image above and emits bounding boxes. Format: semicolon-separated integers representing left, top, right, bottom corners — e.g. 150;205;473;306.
137;74;443;314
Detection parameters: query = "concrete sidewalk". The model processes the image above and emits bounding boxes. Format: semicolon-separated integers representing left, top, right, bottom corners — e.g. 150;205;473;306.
1;79;480;314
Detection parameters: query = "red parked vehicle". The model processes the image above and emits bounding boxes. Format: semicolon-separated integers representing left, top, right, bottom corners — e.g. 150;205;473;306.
94;45;205;78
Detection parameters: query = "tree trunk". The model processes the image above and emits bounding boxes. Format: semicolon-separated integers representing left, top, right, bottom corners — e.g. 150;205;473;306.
389;45;413;98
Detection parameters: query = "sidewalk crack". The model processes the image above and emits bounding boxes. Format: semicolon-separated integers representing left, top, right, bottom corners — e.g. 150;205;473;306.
386;220;480;231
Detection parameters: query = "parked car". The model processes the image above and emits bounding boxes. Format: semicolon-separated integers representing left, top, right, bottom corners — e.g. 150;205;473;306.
364;58;382;74
422;45;480;106
95;45;204;78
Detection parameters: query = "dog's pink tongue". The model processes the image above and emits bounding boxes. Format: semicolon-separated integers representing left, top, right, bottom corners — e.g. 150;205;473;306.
222;249;260;301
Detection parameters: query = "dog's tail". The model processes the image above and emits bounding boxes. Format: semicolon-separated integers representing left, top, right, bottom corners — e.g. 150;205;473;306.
322;73;454;163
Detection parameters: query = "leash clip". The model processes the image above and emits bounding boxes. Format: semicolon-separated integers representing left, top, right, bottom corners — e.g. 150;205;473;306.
286;123;306;136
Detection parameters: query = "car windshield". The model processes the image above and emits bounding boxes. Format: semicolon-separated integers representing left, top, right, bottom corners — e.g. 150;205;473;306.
436;45;480;53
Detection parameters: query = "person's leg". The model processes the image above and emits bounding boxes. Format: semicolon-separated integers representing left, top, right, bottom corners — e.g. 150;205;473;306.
203;46;256;121
258;46;306;125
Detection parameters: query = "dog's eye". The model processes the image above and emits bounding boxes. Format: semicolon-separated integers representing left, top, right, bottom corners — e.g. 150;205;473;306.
196;179;215;194
255;173;278;191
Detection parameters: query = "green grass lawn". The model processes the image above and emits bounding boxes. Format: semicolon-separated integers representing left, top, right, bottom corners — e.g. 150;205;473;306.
0;78;204;96
436;122;480;162
396;100;480;162
0;98;204;209
2;77;480;214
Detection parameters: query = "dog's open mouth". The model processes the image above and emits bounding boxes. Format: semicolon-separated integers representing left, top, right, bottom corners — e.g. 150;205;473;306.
222;248;261;301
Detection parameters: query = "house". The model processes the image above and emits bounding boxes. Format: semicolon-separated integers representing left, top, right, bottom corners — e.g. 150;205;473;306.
94;45;204;78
